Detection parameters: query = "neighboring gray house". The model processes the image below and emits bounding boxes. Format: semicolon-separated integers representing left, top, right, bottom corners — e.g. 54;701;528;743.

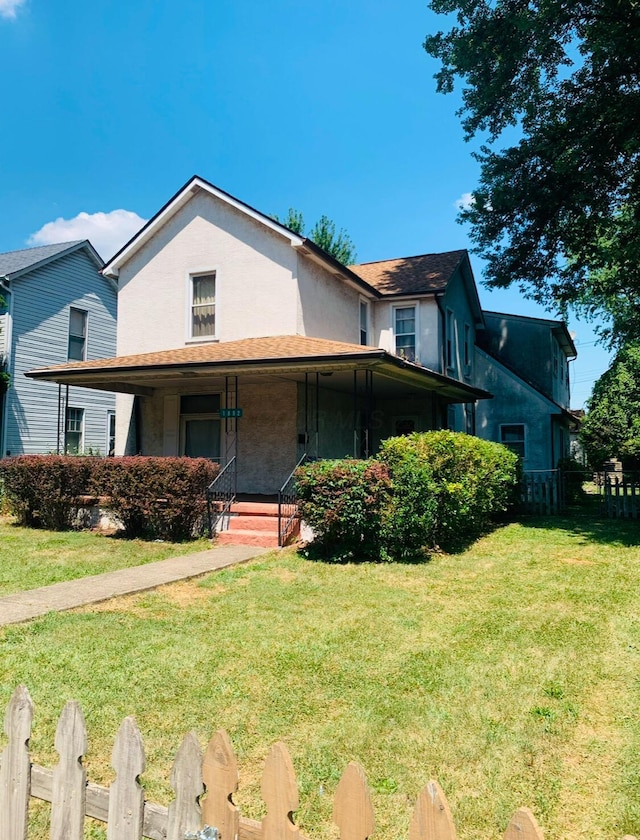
474;311;578;470
0;241;117;457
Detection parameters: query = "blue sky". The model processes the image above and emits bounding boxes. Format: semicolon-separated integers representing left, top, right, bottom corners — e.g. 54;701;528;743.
0;0;611;406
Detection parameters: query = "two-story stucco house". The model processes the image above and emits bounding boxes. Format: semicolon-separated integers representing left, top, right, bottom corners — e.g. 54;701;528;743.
0;241;117;456
26;176;491;495
474;311;578;470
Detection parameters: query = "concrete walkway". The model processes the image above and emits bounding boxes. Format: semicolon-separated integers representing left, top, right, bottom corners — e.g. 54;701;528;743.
0;543;271;626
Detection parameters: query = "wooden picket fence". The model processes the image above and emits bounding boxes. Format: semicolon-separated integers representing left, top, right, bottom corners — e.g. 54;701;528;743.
2;685;637;840
601;473;640;519
520;471;563;515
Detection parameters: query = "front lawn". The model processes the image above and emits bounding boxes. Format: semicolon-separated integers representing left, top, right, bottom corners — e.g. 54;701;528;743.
0;516;209;594
2;512;640;840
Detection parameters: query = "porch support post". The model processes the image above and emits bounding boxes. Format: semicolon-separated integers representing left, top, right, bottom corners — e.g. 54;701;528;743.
304;372;309;450
353;370;358;458
315;372;320;458
63;384;69;454
365;369;373;458
56;384;62;455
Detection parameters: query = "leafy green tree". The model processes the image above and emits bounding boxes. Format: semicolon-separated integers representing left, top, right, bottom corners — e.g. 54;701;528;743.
580;343;640;468
272;209;357;264
424;0;640;346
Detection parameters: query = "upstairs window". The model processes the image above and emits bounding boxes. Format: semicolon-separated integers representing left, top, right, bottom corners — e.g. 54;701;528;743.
68;308;87;361
190;273;216;339
360;300;369;345
446;309;455;370
394;306;416;361
464;323;472;370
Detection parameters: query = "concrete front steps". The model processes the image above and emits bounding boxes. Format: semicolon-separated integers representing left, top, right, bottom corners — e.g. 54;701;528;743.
215;501;285;548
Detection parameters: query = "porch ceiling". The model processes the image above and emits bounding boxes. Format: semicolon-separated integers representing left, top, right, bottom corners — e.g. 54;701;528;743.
25;335;492;404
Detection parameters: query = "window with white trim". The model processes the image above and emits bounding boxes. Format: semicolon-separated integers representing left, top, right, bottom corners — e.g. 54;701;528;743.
190;273;216;339
68;308;87;361
446;308;455;370
394;305;416;361
500;424;526;459
106;410;116;457
464;323;472;371
359;300;369;345
65;407;84;454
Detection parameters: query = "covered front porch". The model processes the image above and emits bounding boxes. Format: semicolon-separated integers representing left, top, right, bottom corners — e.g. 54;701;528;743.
27;335;490;496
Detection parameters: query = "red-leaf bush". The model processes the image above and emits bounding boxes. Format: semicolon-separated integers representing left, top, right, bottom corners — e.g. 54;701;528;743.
91;457;219;541
295;459;392;561
0;455;95;530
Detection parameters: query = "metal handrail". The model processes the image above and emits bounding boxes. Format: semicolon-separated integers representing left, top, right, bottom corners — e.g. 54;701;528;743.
206;456;237;537
277;453;307;547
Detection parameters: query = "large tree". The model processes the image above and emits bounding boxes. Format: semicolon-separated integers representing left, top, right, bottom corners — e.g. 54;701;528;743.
273;209;357;265
580;343;640;468
425;0;640;346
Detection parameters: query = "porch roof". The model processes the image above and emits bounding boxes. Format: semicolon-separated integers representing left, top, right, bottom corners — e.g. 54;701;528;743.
25;335;492;403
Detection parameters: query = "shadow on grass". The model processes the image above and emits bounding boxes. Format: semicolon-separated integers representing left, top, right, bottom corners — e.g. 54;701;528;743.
514;497;640;547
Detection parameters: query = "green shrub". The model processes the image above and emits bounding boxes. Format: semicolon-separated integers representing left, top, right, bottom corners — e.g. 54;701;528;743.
91;457;219;541
557;456;589;504
0;455;95;529
379;431;520;553
296;459;392;561
380;452;438;561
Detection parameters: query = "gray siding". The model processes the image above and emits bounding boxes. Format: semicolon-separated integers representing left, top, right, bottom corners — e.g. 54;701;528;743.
4;249;116;456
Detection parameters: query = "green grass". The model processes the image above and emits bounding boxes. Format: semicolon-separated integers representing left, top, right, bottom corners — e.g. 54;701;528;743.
0;516;209;594
2;510;640;840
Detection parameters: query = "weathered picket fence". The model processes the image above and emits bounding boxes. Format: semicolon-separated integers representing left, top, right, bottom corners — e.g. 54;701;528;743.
520;470;563;515
601;473;640;519
2;686;637;840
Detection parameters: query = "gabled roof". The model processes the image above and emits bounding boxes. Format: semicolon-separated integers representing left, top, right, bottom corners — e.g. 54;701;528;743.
0;240;104;281
350;250;467;296
101;175;377;297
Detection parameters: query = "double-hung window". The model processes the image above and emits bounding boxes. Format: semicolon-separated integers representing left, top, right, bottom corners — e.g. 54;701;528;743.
190;273;216;339
360;300;369;345
446;309;455;370
394;306;416;361
65;407;84;454
500;424;526;460
68;308;87;361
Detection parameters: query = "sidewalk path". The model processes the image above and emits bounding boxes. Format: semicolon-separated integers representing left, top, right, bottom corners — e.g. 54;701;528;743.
0;544;270;626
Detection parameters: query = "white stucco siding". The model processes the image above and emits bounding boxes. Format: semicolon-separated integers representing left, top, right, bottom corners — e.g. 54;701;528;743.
296;257;364;343
474;348;560;470
116;191;299;355
372;299;440;369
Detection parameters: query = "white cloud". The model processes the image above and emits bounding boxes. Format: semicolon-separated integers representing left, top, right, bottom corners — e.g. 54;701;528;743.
454;192;475;211
27;209;148;261
0;0;26;19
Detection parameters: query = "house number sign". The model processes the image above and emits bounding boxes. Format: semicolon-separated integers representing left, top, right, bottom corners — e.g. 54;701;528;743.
220;408;243;418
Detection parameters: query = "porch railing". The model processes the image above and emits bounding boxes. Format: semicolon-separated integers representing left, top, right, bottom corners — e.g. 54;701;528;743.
206;456;237;537
278;453;307;547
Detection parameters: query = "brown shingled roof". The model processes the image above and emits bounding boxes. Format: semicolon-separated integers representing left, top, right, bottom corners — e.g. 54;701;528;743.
28;335;383;376
350;250;467;296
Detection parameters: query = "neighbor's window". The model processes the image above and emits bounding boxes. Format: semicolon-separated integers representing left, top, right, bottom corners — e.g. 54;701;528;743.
65;407;84;454
360;300;369;345
191;273;216;339
68;308;87;361
500;424;526;459
106;410;116;457
394;306;416;361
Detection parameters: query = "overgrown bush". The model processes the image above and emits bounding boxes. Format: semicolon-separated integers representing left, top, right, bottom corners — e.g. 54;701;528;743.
380;431;520;553
0;455;95;529
91;457;219;541
380;451;438;561
296;459;392;561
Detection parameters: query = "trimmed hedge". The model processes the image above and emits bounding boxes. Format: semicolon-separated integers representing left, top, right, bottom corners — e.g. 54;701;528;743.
92;457;219;541
297;432;520;561
0;455;219;541
296;459;392;562
0;455;96;530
